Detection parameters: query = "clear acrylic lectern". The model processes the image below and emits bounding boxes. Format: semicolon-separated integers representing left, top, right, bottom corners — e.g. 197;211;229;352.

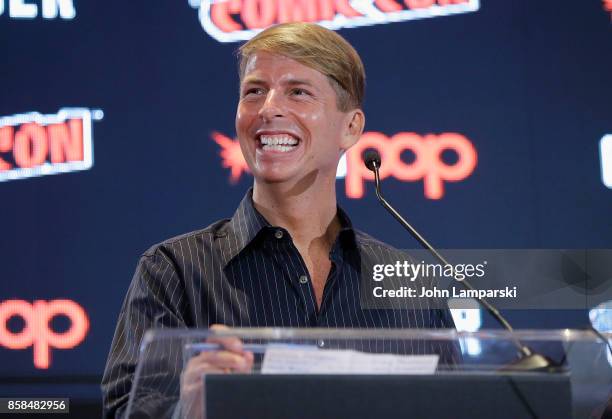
124;328;611;419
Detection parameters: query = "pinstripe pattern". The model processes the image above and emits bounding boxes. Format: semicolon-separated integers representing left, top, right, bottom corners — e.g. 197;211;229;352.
101;189;458;418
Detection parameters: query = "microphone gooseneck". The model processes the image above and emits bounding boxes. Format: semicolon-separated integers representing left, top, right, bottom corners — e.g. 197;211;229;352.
363;150;556;371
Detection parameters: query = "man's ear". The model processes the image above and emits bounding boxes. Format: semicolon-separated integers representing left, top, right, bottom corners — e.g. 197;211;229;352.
340;109;365;150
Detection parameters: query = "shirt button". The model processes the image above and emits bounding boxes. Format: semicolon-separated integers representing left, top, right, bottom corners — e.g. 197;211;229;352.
274;230;284;239
299;275;308;284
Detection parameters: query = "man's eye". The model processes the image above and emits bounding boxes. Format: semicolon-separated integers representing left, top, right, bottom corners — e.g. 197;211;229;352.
244;88;264;96
291;88;309;96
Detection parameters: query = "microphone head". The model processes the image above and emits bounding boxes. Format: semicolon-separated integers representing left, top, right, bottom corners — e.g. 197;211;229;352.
363;149;381;172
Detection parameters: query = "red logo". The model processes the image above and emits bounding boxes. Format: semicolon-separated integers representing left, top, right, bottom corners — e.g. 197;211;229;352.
0;108;102;183
193;0;480;42
346;132;477;199
212;131;477;199
0;299;89;369
604;0;612;17
213;131;251;182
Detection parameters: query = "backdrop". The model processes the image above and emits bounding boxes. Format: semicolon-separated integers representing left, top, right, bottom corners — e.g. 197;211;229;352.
1;0;611;403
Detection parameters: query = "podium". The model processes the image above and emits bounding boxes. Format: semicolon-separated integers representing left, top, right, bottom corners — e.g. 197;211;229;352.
125;328;611;418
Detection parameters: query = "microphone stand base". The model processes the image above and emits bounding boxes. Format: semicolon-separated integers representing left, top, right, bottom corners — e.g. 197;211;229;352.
500;353;561;372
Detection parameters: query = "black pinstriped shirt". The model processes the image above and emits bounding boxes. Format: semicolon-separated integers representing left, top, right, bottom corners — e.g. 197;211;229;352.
102;188;458;418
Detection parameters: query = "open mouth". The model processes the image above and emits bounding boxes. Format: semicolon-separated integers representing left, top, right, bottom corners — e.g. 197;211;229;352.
258;134;300;152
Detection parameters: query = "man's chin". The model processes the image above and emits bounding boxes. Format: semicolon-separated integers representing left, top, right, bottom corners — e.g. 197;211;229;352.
253;172;297;185
252;161;301;180
253;169;322;194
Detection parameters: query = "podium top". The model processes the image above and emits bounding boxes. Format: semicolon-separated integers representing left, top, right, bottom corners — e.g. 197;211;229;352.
120;328;612;418
141;327;610;345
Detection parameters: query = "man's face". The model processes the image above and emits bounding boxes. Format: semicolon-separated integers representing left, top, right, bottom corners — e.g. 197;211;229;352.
236;51;359;185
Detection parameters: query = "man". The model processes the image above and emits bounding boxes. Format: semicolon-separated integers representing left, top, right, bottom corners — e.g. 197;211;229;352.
102;22;458;418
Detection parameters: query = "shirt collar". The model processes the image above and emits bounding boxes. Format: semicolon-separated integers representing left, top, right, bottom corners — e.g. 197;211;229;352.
219;188;269;266
220;188;357;266
335;205;357;250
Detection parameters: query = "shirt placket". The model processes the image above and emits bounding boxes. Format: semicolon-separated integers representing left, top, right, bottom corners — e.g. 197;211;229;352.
291;237;344;327
316;242;344;327
265;228;315;325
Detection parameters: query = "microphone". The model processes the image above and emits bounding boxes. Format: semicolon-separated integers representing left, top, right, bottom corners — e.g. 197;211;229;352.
363;149;380;171
363;149;555;371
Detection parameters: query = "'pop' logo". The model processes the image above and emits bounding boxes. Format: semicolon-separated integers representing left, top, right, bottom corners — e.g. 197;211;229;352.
345;132;477;199
213;131;477;199
0;300;89;369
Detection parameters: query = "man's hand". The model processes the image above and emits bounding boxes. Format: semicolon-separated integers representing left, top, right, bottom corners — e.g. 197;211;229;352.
179;325;254;418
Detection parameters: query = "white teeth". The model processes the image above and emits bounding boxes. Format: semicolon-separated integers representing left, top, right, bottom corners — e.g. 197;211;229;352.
262;144;294;152
259;134;298;146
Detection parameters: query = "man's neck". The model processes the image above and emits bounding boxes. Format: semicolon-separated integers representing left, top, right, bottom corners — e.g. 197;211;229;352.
252;177;341;248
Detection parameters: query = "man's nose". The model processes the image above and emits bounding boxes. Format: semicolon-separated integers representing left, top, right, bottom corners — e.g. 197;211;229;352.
258;90;285;121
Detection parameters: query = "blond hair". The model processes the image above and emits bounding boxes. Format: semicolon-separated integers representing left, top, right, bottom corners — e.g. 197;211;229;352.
238;23;365;112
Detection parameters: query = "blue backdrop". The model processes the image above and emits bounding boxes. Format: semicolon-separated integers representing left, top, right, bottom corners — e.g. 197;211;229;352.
1;0;610;403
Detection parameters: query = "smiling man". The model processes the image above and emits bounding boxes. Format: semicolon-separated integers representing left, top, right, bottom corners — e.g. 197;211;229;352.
102;23;458;418
235;28;366;310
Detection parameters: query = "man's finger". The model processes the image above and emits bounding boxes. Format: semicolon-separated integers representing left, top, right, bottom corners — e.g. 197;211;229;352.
207;324;244;353
196;351;249;370
182;363;226;385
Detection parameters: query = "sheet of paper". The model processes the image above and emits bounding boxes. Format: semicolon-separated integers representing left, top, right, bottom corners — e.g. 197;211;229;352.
261;346;439;375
